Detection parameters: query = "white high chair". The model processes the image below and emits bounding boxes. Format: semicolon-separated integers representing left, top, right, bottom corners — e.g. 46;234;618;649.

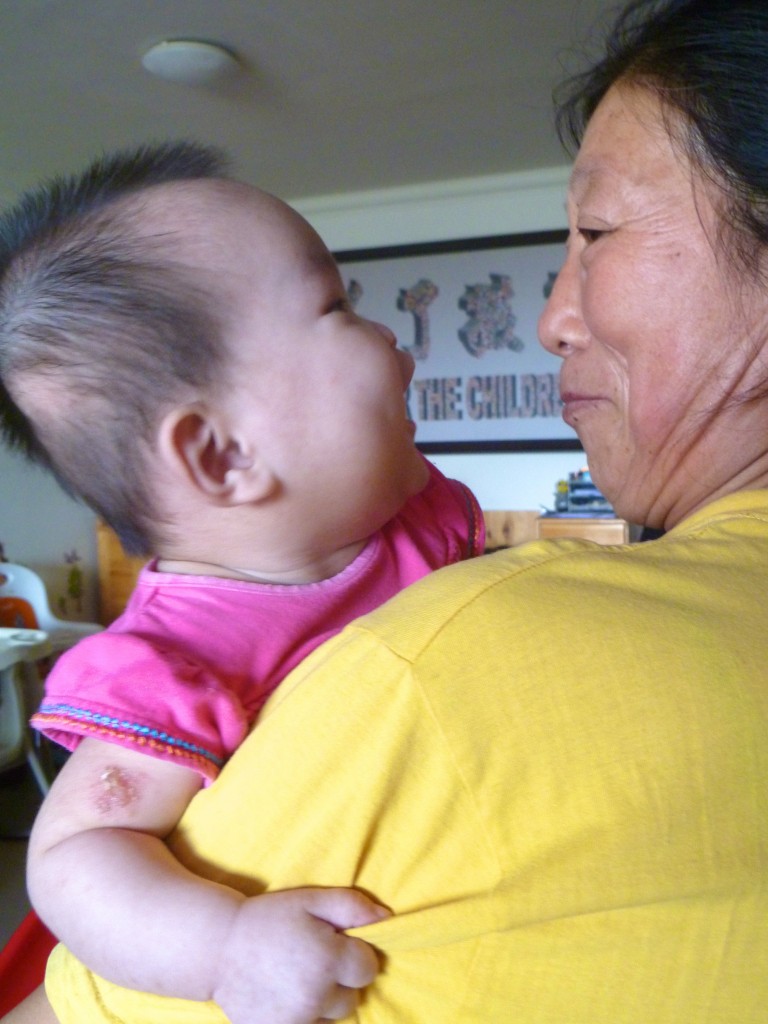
0;562;102;652
0;628;54;795
0;563;102;793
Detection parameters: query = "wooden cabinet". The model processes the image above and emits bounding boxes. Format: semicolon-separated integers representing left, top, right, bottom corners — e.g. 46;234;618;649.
482;510;540;550
536;516;629;545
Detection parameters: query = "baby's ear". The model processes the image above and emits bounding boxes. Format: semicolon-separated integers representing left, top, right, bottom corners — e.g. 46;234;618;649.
157;405;277;505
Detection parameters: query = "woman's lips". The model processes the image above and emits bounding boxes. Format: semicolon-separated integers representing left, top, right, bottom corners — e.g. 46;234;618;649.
560;391;604;426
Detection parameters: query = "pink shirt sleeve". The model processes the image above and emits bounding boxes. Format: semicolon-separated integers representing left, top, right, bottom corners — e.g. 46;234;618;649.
31;632;249;783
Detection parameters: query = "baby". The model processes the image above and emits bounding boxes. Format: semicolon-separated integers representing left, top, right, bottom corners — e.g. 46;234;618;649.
0;141;484;1023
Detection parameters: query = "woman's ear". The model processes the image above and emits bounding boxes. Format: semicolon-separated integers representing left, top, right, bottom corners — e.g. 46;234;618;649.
157;405;278;505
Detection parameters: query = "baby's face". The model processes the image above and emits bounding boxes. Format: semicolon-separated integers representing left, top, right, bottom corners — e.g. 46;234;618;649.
202;183;430;548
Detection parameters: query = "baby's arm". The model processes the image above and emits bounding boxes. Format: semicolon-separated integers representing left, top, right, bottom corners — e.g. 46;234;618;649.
27;738;388;1023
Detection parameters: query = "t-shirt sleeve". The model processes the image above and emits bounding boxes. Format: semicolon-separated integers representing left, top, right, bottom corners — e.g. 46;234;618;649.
30;632;249;783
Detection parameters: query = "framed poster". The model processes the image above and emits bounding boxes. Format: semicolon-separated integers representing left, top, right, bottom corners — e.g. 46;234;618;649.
336;230;582;453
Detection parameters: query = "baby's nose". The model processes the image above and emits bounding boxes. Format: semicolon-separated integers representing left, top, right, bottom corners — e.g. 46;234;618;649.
374;320;397;347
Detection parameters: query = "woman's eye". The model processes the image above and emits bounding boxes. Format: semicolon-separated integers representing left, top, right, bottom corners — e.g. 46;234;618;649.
578;226;607;244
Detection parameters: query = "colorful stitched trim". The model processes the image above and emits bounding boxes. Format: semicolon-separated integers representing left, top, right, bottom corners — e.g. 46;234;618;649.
31;702;224;768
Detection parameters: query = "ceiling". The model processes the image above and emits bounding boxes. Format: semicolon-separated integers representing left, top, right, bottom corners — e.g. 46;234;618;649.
0;0;614;206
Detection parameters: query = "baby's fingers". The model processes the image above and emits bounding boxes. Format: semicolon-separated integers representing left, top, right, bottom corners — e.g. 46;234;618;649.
305;887;390;931
335;933;383;989
319;984;361;1021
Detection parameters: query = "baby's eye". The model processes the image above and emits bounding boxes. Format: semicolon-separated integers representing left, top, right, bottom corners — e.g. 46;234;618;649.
330;297;352;313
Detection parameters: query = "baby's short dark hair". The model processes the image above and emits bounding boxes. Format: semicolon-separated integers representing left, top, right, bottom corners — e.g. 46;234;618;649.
0;141;231;554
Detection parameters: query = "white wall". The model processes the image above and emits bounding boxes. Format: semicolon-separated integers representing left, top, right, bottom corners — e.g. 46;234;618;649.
0;164;582;613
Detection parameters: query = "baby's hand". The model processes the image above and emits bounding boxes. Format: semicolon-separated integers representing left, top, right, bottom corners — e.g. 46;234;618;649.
212;887;390;1024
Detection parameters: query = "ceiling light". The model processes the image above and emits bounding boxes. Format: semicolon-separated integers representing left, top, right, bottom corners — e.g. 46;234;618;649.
141;40;240;85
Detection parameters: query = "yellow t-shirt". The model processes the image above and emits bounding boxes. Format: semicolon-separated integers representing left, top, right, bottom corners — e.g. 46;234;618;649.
47;490;768;1022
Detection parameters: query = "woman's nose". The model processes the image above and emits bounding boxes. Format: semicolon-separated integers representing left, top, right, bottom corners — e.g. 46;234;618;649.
538;248;587;357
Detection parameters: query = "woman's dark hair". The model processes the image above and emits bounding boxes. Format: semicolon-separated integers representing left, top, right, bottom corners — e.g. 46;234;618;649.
0;141;231;554
555;0;768;272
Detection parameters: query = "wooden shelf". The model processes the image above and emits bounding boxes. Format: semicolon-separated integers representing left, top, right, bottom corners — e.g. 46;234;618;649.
95;522;146;625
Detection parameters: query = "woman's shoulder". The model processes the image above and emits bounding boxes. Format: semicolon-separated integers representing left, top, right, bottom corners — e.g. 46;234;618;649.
352;489;768;667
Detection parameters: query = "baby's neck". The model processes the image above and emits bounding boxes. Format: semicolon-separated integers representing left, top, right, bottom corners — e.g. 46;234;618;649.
156;538;367;586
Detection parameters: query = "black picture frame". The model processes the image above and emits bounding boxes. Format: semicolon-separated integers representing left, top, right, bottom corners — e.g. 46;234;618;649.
335;229;582;453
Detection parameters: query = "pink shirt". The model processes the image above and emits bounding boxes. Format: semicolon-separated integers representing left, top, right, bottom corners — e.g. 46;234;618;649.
32;463;483;782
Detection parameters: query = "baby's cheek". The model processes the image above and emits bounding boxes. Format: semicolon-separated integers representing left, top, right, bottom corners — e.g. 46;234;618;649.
91;765;140;816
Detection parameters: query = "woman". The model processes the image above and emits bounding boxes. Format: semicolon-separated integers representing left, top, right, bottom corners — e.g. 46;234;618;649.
543;0;768;533
8;0;768;1021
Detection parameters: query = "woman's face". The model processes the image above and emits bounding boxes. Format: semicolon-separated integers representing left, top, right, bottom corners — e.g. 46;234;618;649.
539;83;768;528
